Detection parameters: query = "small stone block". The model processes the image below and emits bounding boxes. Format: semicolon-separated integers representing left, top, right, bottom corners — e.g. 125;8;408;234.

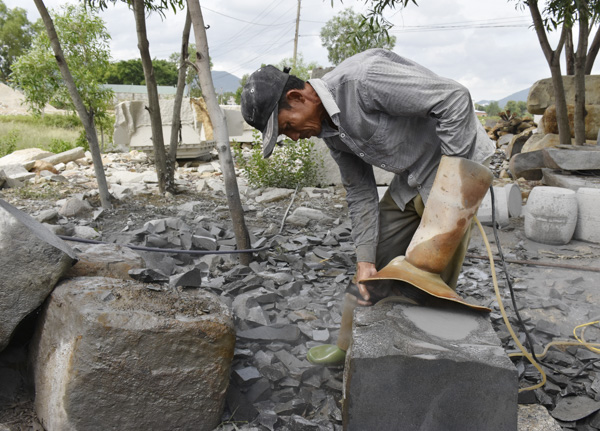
343;302;518;430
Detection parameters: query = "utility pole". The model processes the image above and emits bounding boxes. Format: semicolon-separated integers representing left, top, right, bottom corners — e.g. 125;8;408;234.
293;0;301;70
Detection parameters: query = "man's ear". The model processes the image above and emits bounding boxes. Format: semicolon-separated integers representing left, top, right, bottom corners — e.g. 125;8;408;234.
286;89;304;104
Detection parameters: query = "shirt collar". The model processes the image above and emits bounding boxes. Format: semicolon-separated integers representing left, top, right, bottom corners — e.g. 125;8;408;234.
308;78;340;120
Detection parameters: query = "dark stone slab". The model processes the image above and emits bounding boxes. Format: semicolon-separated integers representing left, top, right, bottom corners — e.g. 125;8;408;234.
509;150;544;180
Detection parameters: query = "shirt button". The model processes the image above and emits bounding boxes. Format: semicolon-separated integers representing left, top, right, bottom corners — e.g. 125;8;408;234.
340;133;346;138
381;164;386;168
409;174;413;178
417;185;422;190
359;153;365;157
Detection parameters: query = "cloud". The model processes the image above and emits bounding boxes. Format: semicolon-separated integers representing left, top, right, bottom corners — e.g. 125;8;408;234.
7;0;600;102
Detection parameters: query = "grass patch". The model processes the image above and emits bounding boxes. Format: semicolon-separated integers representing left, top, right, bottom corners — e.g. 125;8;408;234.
0;114;82;152
0;113;114;154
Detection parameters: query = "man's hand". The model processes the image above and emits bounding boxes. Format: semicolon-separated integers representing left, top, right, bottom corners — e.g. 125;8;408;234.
355;261;378;306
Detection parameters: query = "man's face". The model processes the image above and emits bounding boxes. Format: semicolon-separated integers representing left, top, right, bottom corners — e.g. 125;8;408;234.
277;99;322;141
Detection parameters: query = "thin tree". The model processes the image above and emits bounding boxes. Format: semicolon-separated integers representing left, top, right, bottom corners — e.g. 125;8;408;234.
89;0;185;194
166;9;191;184
131;0;169;193
186;0;251;265
32;0;112;208
525;0;572;146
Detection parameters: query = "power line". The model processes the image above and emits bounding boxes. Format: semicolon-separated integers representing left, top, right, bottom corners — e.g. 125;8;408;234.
201;5;289;27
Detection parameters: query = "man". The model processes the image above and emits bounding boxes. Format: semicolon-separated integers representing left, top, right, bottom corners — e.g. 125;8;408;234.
240;49;495;365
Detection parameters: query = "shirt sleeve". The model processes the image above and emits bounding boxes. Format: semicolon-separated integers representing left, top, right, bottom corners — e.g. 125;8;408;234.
328;146;379;263
360;55;479;159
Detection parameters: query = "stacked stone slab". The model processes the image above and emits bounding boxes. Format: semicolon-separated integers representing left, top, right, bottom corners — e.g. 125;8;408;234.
31;276;235;431
343;301;518;430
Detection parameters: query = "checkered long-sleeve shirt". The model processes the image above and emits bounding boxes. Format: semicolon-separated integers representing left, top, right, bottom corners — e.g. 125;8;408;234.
309;49;495;263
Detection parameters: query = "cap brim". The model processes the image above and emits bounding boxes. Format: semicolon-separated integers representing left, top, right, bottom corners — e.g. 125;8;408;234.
262;104;279;158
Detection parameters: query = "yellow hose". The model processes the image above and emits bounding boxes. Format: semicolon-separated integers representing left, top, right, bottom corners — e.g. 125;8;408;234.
475;216;600;392
474;216;547;392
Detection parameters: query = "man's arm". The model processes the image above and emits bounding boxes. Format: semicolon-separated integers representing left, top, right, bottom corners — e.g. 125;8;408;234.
328;146;381;304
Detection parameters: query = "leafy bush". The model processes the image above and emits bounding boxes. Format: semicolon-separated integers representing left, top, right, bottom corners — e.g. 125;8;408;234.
47;137;75;154
0;130;19;157
75;130;90;152
234;132;324;189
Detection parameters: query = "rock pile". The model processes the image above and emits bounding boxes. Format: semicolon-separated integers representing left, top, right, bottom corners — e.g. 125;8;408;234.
0;148;599;430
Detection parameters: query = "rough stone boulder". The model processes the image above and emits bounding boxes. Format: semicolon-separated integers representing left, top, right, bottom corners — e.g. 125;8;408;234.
343;301;517;430
0;199;76;352
527;75;600;114
541;104;600;140
65;243;145;280
31;276;235;431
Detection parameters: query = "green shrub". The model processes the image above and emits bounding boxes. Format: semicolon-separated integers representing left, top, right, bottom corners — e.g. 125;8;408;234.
47;137;75;154
75;130;90;152
0;130;19;157
234;132;324;189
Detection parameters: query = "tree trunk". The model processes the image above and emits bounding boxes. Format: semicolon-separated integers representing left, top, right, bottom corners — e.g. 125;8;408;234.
186;0;251;265
132;0;168;194
574;2;589;146
528;0;572;147
33;0;112;209
565;27;575;75
166;9;192;190
585;27;600;74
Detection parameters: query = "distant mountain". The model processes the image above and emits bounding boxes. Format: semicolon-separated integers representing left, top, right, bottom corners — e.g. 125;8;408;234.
211;71;241;94
476;87;530;108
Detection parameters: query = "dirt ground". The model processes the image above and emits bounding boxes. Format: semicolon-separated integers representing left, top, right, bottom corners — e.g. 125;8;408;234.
1;154;599;429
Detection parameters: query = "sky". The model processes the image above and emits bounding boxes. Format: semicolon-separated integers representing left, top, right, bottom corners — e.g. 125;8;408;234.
6;0;598;103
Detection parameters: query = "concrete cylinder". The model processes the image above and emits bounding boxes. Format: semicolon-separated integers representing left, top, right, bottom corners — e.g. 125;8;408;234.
477;186;510;227
504;183;522;217
574;187;600;243
524;186;577;245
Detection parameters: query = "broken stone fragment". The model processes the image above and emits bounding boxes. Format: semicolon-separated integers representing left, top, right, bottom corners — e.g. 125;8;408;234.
31;276;235;431
58;197;93;218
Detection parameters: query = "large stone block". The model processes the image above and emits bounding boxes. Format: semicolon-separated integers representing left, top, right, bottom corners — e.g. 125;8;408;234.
0;199;76;352
343;302;518;431
31;276;235;431
541;104;600;140
527;75;600;114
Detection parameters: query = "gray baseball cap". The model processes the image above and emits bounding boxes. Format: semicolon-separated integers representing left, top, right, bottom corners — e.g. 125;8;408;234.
240;65;290;158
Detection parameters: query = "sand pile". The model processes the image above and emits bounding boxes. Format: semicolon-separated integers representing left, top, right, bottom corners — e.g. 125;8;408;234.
0;83;62;115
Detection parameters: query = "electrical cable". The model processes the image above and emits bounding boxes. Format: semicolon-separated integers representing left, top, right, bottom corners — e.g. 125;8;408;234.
57;235;269;255
489;186;539;365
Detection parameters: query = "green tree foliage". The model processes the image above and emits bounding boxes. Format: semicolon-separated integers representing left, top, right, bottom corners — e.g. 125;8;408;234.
485;101;501;117
320;8;397;65
275;53;320;81
504;100;528;117
11;3;113;119
104;58;178;86
234;73;249;104
0;0;41;82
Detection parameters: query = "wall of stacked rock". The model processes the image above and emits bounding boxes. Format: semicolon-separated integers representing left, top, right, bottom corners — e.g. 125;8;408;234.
484;75;600;247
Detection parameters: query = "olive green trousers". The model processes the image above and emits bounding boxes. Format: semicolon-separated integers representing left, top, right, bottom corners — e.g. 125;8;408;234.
336;189;473;351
